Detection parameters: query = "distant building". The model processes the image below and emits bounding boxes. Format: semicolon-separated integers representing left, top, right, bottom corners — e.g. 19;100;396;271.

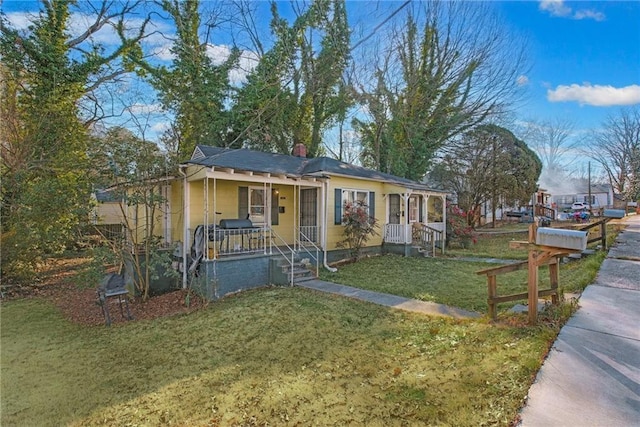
551;184;614;210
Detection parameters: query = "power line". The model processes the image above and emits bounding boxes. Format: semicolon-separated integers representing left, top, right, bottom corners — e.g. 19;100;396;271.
349;0;411;52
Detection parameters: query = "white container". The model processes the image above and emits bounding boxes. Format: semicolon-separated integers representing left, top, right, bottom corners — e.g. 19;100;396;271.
603;209;625;219
536;227;587;251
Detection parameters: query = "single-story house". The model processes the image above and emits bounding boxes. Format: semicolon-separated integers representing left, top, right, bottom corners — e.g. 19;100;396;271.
551;184;614;211
101;144;448;300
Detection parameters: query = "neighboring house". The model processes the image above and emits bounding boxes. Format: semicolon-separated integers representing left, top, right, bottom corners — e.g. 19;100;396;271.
92;189;122;225
92;183;173;245
551;184;614;211
146;144;448;299
91;189;127;242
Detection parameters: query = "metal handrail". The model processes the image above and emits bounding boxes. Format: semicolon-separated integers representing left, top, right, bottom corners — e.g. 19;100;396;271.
295;227;320;279
267;228;296;286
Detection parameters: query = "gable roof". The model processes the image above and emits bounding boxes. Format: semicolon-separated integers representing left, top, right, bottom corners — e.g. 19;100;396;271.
186;145;444;193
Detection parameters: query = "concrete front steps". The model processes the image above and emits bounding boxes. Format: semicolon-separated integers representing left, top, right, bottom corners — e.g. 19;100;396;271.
270;256;316;285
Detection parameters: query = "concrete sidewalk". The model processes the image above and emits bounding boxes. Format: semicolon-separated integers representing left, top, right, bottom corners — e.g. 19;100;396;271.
297;279;481;319
518;215;640;426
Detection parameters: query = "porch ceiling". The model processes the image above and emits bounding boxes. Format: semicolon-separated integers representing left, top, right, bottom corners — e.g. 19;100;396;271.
202;168;324;187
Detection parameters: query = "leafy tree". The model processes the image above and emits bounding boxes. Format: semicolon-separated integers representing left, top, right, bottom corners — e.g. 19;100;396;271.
231;0;350;157
148;0;240;159
89;127;177;300
587;107;640;202
429;125;541;226
356;2;528;181
0;0;148;280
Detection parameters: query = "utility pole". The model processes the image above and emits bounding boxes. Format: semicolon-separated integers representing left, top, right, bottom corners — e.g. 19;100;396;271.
491;134;497;228
587;161;593;216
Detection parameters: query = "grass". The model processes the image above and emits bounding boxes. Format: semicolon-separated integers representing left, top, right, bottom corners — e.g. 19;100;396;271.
445;222;621;260
3;288;558;427
446;231;530;260
0;221;619;426
320;253;603;314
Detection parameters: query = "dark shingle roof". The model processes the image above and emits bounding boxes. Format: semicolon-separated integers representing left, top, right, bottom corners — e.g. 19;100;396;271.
186;145;444;192
94;189;120;203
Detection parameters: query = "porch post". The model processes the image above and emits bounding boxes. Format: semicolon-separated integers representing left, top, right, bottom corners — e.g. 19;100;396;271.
294;182;298;250
213;176;217;257
204;177;209;260
403;193;410;244
441;195;447;249
320;181;326;249
262;182;272;227
267;182;272;255
425;195;430;224
181;168;190;289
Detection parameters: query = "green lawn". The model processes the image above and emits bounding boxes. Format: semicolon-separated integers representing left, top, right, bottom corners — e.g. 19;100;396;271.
447;231;530;259
2;288;558;426
0;223;615;426
320;251;604;314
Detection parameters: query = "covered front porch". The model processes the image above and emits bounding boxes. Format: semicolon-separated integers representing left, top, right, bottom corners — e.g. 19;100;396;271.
181;165;329;288
382;191;447;255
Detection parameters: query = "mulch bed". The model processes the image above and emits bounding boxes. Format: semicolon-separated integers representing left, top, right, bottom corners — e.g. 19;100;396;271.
1;258;204;326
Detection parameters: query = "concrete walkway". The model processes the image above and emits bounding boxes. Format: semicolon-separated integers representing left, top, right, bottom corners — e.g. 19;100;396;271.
518;214;640;426
296;279;481;319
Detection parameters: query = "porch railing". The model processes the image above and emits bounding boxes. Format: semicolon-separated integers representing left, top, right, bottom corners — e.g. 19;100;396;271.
298;225;320;245
383;224;412;244
383;223;445;255
192;227;270;259
412;224;445;255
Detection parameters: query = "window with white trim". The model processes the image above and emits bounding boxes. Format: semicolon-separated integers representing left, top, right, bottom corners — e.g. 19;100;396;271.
343;189;369;211
334;188;375;225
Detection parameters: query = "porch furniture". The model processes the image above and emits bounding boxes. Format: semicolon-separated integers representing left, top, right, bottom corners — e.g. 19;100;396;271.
97;273;133;326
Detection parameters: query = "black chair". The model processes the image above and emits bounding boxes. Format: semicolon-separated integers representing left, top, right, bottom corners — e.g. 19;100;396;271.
97;273;133;326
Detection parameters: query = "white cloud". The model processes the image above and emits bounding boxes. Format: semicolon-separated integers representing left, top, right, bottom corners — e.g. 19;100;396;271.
205;45;260;85
516;75;530;86
573;9;605;22
539;0;571;17
547;84;640;106
151;44;175;61
5;11;33;30
230;51;260;85
128;103;164;114
151;121;170;134
538;0;605;21
206;44;234;66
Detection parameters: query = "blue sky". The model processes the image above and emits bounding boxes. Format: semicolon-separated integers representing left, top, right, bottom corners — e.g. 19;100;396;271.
496;1;640;130
3;0;639;141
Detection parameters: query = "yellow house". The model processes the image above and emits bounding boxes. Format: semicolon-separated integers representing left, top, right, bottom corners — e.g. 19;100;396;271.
166;144;448;299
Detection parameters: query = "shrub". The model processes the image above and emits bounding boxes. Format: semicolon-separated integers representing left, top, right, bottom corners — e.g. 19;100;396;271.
336;200;378;259
447;205;477;245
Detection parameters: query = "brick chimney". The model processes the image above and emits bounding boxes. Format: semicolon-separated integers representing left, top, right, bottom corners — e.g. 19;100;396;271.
292;143;307;158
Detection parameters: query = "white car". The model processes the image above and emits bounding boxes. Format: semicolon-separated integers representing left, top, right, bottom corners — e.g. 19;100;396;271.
571;202;588;210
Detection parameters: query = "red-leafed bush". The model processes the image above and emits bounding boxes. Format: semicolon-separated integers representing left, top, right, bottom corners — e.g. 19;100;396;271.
337;200;378;259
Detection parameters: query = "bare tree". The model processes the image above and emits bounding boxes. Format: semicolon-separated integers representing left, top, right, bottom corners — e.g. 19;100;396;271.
520;118;578;173
587;107;640;201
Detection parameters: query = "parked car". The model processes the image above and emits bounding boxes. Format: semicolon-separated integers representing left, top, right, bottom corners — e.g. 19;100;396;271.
571;201;602;216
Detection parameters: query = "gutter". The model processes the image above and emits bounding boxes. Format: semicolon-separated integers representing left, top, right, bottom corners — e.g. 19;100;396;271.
322;179;338;273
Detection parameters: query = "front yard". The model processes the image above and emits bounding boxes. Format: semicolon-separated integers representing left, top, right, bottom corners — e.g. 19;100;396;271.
3;287;557;426
0;222;617;426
